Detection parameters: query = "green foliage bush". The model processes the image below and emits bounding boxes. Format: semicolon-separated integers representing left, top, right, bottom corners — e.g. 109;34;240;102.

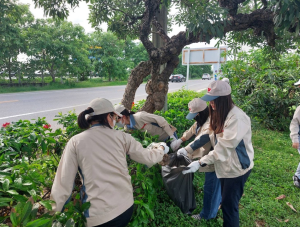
222;49;300;131
1;88;300;226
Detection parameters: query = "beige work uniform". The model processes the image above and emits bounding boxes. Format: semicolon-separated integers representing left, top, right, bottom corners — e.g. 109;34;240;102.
50;125;164;227
125;111;176;141
290;105;300;143
198;106;254;178
182;119;215;172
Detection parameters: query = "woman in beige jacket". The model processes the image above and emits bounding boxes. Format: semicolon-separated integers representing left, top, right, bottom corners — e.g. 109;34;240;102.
182;81;254;227
115;104;178;144
174;98;221;221
50;98;169;227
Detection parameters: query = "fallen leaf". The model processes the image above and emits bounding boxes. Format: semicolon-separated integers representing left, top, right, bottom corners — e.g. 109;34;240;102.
291;154;293;156
27;196;34;204
275;195;286;200
286;202;297;212
284;219;289;223
250;187;253;191
276;218;282;222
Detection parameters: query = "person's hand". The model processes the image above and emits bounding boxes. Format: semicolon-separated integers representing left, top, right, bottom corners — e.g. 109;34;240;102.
159;142;170;154
177;148;187;156
171;139;182;151
182;161;200;174
292;142;299;149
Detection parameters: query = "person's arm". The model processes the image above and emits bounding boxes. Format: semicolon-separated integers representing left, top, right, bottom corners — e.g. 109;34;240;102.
290;106;300;144
184;121;211;154
200;117;249;165
50;138;78;212
182;122;197;141
125;133;165;168
141;112;174;137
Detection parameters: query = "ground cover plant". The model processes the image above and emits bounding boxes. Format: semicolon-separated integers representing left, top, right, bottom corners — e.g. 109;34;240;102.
0;79;128;94
1;89;300;226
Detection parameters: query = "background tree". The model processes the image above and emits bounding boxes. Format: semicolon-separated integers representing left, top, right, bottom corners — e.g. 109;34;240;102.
0;0;33;83
25;19;90;83
33;0;300;112
89;32;129;81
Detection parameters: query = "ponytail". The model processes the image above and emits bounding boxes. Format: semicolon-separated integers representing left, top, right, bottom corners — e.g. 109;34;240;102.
78;108;114;130
78;108;94;129
120;109;135;117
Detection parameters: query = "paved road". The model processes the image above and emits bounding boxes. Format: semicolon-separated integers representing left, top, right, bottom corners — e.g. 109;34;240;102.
0;79;211;129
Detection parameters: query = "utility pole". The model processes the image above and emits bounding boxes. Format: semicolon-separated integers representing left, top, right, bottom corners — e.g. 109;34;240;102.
152;5;168;112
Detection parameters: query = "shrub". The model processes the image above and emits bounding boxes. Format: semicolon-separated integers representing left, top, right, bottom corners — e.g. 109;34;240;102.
222;49;300;131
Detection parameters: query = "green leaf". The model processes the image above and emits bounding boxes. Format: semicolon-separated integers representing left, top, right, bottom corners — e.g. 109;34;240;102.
25;218;52;227
0;171;11;176
65;218;75;227
142;203;154;219
7;190;19;195
10;212;18;227
20;201;33;223
81;201;91;211
41;140;47;153
3;178;9;191
0;197;13;203
39;200;53;211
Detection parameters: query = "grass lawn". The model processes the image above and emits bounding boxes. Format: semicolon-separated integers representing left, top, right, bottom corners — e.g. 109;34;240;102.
151;126;300;227
0;79;128;93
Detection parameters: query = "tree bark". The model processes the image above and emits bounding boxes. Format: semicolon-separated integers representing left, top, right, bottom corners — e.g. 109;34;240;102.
122;61;151;109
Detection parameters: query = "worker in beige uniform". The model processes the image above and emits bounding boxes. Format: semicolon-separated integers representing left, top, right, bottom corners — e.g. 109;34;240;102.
50;98;169;227
172;98;221;221
115;105;178;145
290;79;300;188
182;81;254;227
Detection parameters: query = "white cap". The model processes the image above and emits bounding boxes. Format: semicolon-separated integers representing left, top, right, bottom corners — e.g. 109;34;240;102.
88;98;122;117
201;80;231;101
294;79;300;85
186;98;207;120
115;104;126;113
222;78;230;84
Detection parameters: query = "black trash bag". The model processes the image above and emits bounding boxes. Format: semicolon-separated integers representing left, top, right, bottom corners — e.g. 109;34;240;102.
162;153;196;214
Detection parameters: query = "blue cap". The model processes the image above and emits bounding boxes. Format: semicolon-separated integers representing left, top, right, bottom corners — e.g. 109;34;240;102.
200;94;220;102
186;112;198;120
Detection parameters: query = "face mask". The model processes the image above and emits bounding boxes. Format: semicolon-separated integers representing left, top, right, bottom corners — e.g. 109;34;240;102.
110;115;116;127
116;121;124;128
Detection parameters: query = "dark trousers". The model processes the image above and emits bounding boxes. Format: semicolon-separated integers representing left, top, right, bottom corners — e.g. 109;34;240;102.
94;205;134;227
220;170;251;227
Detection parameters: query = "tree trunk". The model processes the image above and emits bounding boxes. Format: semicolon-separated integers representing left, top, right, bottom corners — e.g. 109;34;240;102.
8;58;12;84
122;61;151;109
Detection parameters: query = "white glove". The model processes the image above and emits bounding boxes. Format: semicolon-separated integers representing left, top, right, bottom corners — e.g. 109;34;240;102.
177;148;187;156
182;161;200;174
170;139;182;151
159;142;170;154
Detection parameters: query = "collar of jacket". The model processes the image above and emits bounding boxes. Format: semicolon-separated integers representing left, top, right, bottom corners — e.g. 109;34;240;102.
127;114;136;129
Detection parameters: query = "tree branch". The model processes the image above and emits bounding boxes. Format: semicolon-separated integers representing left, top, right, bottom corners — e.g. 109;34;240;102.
152;16;171;43
139;0;160;56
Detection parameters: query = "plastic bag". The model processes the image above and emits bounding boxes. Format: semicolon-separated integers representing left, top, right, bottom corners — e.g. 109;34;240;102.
161;153;196;214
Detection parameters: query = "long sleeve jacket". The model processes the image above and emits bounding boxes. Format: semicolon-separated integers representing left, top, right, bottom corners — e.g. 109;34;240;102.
189;106;254;178
50;125;164;226
182;119;214;172
290;106;300;143
125;111;176;141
